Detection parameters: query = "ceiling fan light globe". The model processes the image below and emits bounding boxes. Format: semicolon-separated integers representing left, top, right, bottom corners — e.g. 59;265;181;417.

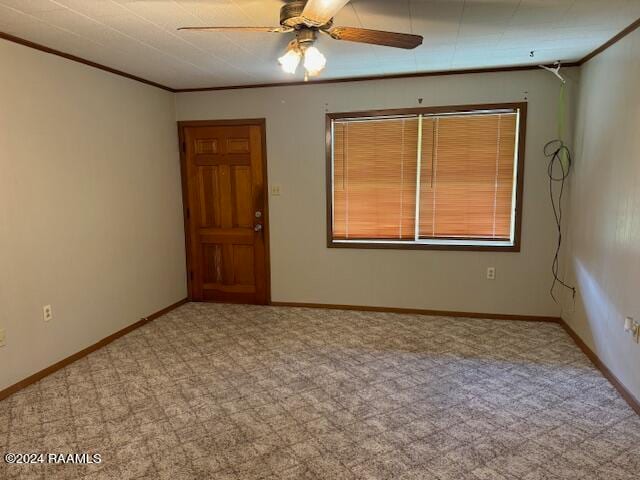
303;46;327;75
278;49;302;74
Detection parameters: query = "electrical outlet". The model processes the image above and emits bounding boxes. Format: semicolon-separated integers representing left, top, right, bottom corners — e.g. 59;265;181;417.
43;305;53;322
271;185;281;196
625;317;640;343
486;267;496;280
0;328;5;347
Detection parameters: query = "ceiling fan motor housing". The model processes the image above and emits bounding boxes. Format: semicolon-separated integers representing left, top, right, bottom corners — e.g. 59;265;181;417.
280;1;306;27
281;1;331;29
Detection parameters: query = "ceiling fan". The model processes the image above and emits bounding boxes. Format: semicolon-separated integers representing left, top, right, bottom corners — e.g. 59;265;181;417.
178;0;423;79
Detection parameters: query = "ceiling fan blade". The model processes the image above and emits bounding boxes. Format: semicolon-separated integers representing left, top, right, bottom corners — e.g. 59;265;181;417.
302;0;351;26
178;26;289;33
327;27;423;49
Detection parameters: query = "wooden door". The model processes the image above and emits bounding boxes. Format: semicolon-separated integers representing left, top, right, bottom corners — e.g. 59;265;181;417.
179;120;270;304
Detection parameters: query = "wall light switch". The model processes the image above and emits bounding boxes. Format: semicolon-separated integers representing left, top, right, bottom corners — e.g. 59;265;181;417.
270;185;281;196
487;267;496;280
43;305;53;322
0;328;5;347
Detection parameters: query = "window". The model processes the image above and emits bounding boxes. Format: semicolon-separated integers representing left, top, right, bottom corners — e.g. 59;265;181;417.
326;103;526;251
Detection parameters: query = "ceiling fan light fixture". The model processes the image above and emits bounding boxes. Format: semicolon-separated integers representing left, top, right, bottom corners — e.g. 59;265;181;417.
278;42;302;74
180;1;424;80
303;45;327;76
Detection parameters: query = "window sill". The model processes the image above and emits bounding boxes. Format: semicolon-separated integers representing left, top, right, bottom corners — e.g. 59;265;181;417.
328;239;520;252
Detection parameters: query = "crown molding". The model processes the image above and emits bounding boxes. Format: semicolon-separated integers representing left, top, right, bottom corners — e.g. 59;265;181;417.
174;63;581;93
578;17;640;65
2;17;639;94
0;31;175;92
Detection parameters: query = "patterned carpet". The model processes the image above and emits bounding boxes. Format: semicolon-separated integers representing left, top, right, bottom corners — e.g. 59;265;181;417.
1;302;639;480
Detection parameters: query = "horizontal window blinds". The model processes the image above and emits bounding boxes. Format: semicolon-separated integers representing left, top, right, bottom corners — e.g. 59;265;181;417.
419;113;517;240
331;110;518;242
333;117;418;240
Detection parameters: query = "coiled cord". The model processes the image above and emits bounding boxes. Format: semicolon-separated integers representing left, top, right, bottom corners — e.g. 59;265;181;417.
544;139;576;303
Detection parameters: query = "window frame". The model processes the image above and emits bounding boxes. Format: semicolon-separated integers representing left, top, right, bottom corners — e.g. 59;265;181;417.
325;102;527;252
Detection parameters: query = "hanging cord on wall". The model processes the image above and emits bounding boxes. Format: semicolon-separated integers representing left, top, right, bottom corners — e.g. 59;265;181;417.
544;82;576;303
545;138;575;303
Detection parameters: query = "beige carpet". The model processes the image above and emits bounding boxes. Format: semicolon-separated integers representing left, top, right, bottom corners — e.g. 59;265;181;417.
1;302;639;480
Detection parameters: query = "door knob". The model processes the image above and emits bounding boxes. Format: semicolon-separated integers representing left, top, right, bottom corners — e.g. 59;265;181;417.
254;224;263;232
255;211;262;218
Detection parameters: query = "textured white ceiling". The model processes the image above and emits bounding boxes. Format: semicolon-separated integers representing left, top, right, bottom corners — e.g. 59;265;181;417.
1;0;639;89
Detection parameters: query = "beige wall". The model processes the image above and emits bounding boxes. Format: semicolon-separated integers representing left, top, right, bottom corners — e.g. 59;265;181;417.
0;40;187;391
2;28;638;402
176;69;577;317
561;28;640;401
